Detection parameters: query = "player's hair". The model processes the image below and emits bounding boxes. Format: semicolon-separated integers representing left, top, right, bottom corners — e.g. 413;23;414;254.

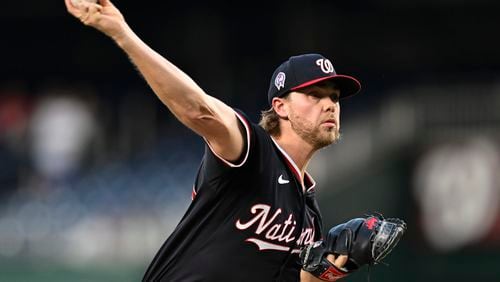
259;94;291;136
259;107;281;136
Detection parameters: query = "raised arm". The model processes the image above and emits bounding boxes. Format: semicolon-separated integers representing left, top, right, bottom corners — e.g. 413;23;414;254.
64;0;244;162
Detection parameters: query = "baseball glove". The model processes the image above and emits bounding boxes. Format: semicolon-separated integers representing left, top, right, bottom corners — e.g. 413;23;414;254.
300;213;406;281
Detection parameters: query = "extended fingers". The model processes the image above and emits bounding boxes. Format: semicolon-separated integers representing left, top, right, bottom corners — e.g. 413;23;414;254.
79;2;104;25
64;0;104;24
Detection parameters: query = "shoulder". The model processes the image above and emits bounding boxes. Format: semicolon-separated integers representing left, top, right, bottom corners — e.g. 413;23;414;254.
201;109;274;171
233;108;271;141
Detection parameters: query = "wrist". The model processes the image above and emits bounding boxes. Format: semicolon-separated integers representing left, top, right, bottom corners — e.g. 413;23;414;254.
111;22;134;48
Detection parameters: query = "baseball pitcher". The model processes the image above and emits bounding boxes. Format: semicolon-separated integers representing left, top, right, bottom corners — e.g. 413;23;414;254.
64;0;406;281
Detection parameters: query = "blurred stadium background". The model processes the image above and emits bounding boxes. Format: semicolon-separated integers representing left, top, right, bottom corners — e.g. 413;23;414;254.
1;0;500;281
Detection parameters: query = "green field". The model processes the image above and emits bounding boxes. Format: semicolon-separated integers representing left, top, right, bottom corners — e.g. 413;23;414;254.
0;259;144;282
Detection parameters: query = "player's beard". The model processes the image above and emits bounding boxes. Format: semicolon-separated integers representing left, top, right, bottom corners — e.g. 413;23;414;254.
289;111;340;150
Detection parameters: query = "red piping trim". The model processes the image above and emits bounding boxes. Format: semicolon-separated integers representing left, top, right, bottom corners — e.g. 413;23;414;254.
291;75;361;96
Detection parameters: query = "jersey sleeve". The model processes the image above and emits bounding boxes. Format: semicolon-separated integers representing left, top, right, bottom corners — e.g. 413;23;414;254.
202;109;252;168
192;109;271;196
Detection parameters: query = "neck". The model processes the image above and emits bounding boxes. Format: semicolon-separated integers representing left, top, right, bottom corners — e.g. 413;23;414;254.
272;133;316;178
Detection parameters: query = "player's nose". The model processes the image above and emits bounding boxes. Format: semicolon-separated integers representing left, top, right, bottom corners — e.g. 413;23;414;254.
322;96;338;112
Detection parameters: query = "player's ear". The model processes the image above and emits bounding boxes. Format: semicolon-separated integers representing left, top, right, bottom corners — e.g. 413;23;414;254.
272;96;289;119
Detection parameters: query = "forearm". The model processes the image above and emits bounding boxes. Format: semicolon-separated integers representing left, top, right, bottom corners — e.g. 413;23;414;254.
113;23;211;123
65;0;207;119
110;23;243;160
65;0;243;159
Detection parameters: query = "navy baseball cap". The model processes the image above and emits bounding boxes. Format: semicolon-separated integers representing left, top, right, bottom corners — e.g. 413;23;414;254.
267;53;361;105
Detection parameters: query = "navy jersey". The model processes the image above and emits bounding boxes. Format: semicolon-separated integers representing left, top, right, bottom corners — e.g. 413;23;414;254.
143;110;323;282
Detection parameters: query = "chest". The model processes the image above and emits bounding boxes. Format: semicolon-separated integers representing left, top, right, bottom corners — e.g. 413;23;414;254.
232;166;320;251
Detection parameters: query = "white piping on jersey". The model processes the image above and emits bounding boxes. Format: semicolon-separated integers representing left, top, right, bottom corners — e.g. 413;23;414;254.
245;238;290;252
270;137;316;193
203;111;251;168
304;172;317;193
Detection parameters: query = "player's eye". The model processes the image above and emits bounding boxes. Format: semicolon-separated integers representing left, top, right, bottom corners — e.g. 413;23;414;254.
330;93;340;102
308;91;322;100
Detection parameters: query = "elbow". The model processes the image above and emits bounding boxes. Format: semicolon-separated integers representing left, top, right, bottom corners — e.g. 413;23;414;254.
182;101;219;126
167;93;224;132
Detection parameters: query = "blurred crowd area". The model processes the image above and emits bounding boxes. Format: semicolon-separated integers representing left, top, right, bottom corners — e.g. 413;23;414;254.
0;82;202;268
